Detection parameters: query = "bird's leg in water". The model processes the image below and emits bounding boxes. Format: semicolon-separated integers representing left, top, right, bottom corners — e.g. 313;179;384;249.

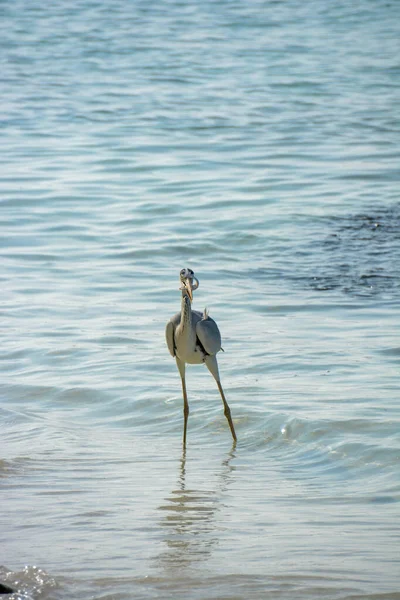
217;381;237;442
180;376;189;446
205;355;237;442
176;358;189;446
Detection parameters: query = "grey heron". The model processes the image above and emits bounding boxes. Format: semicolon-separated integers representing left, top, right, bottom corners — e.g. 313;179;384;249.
165;268;237;445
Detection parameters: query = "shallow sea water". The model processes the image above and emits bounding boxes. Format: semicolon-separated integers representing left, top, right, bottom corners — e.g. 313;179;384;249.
1;0;400;598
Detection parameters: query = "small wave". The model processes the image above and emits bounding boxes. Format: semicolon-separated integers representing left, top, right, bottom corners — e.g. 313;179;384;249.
0;566;56;600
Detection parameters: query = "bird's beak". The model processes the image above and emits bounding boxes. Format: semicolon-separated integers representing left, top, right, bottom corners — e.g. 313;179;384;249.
184;278;193;301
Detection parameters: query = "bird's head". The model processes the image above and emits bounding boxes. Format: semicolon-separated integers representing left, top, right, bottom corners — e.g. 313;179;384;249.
179;268;199;301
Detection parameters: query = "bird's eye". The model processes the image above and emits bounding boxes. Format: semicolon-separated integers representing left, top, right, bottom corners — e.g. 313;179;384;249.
180;269;185;276
189;269;194;275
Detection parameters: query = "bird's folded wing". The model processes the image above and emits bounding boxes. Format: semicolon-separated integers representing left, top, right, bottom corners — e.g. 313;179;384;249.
196;316;222;356
165;320;176;357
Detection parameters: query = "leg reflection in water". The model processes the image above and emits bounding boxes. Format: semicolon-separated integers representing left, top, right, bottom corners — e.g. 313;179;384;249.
157;445;236;571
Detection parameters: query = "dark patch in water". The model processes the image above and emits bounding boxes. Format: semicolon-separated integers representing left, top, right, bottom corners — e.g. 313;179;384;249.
0;582;15;595
305;205;400;298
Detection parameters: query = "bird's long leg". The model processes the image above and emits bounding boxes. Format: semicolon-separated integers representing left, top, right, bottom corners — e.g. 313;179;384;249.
181;375;189;447
176;358;189;446
205;355;237;442
216;380;237;442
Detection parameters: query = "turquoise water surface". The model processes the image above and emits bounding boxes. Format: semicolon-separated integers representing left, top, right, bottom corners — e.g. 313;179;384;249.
1;1;399;598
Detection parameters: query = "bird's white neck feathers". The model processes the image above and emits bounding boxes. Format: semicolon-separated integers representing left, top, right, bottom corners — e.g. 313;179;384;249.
181;292;192;328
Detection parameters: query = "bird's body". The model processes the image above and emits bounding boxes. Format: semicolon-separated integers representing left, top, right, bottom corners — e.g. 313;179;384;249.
166;307;220;365
166;268;236;445
167;309;205;365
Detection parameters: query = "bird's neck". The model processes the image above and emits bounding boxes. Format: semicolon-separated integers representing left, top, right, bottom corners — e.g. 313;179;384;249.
180;293;192;331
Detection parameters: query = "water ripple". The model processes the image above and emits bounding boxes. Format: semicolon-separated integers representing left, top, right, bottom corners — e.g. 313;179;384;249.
1;0;400;598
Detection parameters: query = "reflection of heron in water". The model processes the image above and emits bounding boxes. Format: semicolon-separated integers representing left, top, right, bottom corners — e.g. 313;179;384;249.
157;448;236;570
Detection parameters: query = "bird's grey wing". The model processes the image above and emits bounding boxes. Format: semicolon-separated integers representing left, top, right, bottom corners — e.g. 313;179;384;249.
195;314;222;356
165;313;180;357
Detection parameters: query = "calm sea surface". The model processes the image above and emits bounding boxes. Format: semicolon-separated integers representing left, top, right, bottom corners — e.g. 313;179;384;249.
1;0;400;598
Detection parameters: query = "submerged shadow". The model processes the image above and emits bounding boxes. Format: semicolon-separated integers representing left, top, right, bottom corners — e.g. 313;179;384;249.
156;444;236;571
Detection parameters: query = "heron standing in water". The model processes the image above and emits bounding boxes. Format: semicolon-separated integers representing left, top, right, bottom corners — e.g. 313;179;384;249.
165;268;237;445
